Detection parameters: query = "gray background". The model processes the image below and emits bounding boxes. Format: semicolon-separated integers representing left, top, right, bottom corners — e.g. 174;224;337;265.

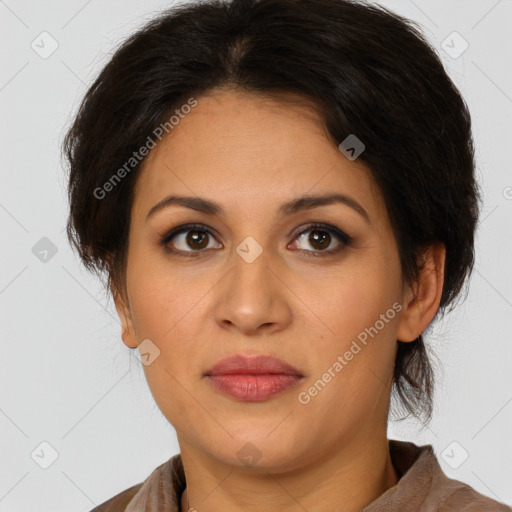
0;0;511;510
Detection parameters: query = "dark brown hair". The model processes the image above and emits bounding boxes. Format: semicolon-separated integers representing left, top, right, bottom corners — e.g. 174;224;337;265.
62;0;481;424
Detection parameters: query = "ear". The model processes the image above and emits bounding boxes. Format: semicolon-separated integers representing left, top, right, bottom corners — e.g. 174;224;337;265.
396;241;446;343
112;288;138;349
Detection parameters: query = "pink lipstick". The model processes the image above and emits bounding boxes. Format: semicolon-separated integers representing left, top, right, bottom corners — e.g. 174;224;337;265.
204;354;304;402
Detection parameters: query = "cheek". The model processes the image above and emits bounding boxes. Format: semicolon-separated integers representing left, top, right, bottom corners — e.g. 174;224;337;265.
130;285;205;369
128;272;211;429
125;254;220;393
303;253;400;402
317;263;399;343
126;247;206;342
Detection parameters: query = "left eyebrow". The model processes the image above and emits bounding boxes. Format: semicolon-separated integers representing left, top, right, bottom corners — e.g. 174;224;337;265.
278;193;370;224
146;193;371;224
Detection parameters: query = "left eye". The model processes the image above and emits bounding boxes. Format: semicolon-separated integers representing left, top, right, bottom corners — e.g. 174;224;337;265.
290;224;351;255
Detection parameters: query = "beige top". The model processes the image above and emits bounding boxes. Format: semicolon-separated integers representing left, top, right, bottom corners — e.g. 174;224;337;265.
90;440;511;511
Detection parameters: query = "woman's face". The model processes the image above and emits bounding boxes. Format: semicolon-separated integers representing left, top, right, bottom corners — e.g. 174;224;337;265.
115;88;420;471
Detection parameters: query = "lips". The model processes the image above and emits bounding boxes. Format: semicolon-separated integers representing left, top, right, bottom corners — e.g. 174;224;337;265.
205;354;303;377
204;354;304;402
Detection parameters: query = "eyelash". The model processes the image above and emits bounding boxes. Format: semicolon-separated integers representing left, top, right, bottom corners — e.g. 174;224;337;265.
159;222;353;259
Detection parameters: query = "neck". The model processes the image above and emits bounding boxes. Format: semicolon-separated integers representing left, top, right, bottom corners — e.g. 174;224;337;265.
179;431;399;512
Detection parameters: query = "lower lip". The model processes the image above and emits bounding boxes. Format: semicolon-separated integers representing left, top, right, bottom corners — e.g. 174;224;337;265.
206;374;303;401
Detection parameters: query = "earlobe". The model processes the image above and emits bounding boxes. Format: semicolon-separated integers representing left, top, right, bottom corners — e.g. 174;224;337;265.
112;289;138;349
396;241;446;343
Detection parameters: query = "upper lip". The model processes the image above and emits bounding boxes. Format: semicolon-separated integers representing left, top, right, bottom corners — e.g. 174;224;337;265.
205;354;304;377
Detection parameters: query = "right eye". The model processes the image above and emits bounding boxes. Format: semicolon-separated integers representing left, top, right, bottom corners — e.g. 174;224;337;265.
160;223;222;257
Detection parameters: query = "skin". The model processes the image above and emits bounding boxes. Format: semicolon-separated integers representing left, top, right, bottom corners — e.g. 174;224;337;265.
113;87;446;512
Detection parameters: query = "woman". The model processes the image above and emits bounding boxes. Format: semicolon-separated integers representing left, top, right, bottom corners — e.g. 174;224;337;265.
62;0;511;510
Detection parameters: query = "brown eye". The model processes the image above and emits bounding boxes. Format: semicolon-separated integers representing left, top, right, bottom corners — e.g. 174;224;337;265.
307;229;331;250
162;225;222;254
291;223;352;255
185;230;209;250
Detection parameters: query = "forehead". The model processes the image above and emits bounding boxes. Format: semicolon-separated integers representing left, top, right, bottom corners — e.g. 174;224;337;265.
131;89;383;222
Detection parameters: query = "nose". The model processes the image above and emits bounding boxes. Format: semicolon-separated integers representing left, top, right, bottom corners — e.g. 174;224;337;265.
213;246;293;337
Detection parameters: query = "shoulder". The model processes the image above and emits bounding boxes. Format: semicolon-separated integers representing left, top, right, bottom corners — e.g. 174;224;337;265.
387;440;511;511
86;453;183;512
427;449;511;511
436;479;512;511
88;482;144;512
